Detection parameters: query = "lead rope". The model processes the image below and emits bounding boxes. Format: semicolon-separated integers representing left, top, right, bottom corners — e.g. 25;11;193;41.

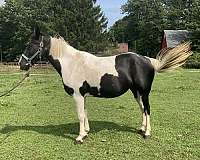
0;70;31;97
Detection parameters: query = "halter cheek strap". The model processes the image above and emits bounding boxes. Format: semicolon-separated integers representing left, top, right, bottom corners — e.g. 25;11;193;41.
20;36;44;66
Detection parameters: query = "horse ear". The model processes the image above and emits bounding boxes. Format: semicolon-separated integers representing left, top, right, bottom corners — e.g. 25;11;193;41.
33;26;40;40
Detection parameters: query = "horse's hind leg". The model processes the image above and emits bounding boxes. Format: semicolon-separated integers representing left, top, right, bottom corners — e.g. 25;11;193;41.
132;90;151;138
141;94;151;138
134;91;146;133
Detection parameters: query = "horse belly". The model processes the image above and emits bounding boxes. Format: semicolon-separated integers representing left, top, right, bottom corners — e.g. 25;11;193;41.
98;73;129;98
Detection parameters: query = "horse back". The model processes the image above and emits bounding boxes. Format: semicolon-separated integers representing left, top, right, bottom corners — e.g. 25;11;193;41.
61;52;155;98
89;53;155;98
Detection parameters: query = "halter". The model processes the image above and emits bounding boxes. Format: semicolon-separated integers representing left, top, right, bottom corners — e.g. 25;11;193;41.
19;36;44;66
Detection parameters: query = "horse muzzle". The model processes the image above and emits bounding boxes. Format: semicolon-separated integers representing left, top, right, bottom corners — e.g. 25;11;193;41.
20;64;30;71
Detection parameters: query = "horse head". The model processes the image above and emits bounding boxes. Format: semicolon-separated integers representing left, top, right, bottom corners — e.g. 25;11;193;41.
19;27;48;70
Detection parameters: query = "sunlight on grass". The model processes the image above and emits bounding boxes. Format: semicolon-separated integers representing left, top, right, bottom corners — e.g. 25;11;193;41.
0;68;200;159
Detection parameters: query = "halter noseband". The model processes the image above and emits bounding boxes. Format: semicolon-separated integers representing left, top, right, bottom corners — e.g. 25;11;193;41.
20;36;44;66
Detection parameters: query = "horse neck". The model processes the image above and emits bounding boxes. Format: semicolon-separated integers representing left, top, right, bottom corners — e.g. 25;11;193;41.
49;37;77;60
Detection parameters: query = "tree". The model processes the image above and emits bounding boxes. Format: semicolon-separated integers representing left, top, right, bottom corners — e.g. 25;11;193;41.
121;0;166;56
58;0;108;52
109;0;166;56
187;0;200;52
0;0;108;61
0;0;30;61
109;0;200;56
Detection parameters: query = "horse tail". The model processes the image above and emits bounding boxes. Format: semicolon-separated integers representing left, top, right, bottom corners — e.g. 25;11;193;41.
149;42;192;73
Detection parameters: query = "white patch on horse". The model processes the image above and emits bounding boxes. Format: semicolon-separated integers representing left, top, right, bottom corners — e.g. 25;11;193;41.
73;94;88;143
145;57;160;71
145;114;151;136
50;37;118;94
135;91;146;132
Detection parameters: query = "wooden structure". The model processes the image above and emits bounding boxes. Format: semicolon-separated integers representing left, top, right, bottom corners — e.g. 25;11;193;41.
161;30;189;49
117;43;129;53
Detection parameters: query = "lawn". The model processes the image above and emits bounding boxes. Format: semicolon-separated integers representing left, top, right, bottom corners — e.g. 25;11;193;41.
0;68;200;160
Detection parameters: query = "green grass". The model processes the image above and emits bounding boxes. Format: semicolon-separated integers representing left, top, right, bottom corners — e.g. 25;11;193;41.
0;68;200;160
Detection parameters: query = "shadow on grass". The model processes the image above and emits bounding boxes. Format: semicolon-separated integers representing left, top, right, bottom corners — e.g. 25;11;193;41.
0;121;138;141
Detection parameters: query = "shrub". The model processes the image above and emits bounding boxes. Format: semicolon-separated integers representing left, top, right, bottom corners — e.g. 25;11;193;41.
183;52;200;69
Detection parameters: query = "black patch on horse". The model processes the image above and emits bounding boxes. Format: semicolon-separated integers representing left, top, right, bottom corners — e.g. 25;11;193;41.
48;55;62;76
48;55;74;96
63;84;74;96
99;73;128;98
99;53;155;98
79;81;99;96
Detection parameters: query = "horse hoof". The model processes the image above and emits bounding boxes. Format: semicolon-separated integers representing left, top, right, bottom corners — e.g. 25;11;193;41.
74;140;83;145
143;135;151;139
82;135;88;140
137;129;145;135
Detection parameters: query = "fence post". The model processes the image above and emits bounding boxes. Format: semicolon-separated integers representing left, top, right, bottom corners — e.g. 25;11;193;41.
0;45;2;63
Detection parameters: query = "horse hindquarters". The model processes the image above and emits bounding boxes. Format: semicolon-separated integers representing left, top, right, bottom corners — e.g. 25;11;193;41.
129;55;155;138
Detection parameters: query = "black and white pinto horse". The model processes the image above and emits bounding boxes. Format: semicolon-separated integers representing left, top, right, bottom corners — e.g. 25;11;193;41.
19;28;192;144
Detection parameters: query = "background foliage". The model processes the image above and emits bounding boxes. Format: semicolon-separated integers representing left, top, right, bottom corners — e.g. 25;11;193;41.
0;0;199;61
0;0;108;61
109;0;200;57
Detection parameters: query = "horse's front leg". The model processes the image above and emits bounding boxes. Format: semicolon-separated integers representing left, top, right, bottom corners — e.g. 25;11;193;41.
73;94;88;144
84;108;90;133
